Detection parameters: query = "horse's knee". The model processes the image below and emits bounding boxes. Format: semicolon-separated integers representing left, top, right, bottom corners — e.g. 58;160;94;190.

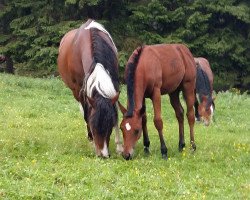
154;118;163;131
186;111;195;124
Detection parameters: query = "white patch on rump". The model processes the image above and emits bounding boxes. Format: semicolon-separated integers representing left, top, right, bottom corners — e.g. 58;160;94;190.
125;123;131;131
86;63;117;99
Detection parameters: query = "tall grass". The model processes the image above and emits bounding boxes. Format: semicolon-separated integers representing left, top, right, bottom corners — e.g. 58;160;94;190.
0;74;249;199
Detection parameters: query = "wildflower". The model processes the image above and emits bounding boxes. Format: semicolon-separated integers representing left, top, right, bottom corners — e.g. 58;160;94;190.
32;159;36;164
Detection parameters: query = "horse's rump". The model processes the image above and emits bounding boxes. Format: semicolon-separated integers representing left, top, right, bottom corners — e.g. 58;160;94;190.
131;44;195;95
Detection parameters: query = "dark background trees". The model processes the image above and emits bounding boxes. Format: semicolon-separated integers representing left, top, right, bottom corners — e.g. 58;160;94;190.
0;0;249;90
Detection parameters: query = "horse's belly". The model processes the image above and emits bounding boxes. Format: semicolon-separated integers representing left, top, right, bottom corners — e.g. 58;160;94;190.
161;69;185;94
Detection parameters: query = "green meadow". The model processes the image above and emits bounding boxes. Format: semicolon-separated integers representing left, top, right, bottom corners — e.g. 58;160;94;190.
0;74;249;199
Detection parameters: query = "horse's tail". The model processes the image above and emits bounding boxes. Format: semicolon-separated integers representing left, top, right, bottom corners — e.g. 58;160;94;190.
125;46;144;117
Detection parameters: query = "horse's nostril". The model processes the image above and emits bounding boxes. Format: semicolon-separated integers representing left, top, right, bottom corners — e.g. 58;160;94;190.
123;153;131;160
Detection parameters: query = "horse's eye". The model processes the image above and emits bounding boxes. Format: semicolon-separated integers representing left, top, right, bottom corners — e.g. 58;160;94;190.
134;130;139;135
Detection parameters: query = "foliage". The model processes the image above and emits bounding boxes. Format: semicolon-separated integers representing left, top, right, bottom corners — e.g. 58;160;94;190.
0;0;249;83
0;74;249;199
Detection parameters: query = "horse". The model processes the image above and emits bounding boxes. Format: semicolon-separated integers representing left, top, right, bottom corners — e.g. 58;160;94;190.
118;44;197;160
0;55;15;74
194;57;215;126
57;19;123;158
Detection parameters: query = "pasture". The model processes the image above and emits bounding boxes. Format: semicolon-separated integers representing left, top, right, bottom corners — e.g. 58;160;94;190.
0;74;249;199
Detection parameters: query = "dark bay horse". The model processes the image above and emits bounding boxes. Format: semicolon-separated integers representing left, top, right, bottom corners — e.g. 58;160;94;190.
194;57;215;126
118;44;197;160
57;19;122;158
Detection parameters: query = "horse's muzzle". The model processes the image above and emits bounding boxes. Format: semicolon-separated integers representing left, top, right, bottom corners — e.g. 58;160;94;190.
123;153;132;160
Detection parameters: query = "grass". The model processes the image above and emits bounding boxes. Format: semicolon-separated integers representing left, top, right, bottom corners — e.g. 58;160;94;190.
0;73;249;199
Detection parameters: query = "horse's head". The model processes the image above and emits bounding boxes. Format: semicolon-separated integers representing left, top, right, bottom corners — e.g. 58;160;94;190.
118;102;145;160
87;93;119;158
198;95;215;126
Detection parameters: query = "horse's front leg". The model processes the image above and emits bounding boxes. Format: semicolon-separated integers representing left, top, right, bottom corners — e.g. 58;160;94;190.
183;83;196;151
151;88;168;159
194;95;200;121
115;102;123;154
142;99;150;154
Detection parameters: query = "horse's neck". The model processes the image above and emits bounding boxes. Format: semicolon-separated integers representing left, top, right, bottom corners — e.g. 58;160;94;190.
133;77;145;112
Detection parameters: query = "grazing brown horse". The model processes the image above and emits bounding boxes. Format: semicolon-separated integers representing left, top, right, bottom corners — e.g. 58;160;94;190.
57;19;122;158
118;44;197;160
194;57;215;126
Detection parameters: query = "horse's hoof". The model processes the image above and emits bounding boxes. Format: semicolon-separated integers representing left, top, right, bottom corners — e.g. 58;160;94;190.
190;142;196;152
162;154;168;160
195;117;200;122
144;147;150;155
178;143;186;152
88;137;93;141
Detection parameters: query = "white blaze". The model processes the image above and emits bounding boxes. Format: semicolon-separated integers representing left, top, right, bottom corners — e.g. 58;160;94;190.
125;123;131;131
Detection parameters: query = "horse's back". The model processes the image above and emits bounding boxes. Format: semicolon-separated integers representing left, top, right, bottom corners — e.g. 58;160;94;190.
140;44;196;94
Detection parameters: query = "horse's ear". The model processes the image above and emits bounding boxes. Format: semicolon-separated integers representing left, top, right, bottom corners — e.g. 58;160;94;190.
87;96;95;108
111;92;120;105
118;101;127;115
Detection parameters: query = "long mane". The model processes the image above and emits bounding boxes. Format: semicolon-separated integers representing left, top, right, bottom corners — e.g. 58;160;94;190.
88;27;119;136
125;46;144;117
196;63;212;109
91;28;119;90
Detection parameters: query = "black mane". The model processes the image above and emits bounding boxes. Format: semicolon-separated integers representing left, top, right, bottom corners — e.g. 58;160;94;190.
126;46;144;117
90;28;119;91
196;63;212;109
89;28;119;136
90;92;118;136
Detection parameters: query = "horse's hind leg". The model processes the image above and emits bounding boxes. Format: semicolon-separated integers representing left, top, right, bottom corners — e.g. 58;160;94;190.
142;99;150;154
169;90;185;151
152;88;168;159
194;96;200;121
183;83;196;151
